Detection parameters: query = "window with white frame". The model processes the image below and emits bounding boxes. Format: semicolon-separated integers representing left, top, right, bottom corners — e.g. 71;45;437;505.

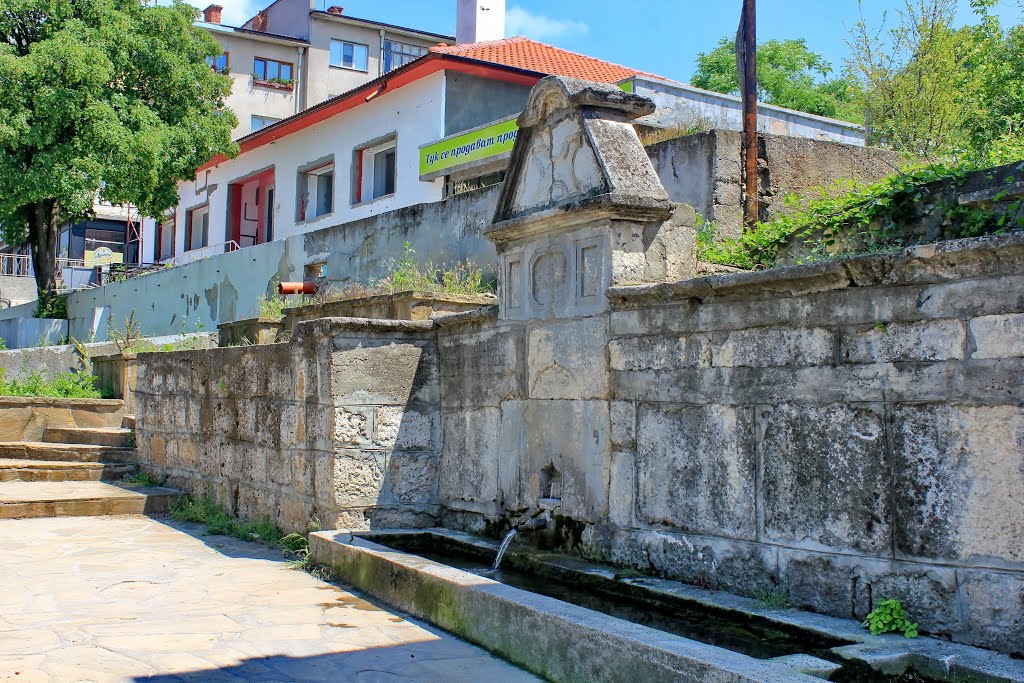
353;137;396;204
298;161;335;221
251;115;281;132
383;40;427;73
185;205;209;251
330;40;369;71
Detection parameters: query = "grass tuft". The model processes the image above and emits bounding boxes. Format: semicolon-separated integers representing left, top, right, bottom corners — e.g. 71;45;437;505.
122;471;165;488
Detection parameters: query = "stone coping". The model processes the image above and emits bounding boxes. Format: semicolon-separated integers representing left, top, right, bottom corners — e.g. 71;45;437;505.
291;316;435;342
431;305;500;329
608;232;1024;308
486;192;674;245
0;397;124;408
314;528;1024;683
91;352;136;362
310;528;819;683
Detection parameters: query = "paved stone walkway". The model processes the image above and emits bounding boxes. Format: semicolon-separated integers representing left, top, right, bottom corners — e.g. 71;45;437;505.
0;515;539;682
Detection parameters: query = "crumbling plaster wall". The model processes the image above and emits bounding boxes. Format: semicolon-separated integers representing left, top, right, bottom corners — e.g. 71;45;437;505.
67;186;500;342
648;129;902;239
132;318;442;532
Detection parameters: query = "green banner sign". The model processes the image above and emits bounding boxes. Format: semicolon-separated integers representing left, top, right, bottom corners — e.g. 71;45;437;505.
419;117;520;177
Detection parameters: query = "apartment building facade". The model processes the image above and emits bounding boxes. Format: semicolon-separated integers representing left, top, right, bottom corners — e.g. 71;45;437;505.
197;1;452;139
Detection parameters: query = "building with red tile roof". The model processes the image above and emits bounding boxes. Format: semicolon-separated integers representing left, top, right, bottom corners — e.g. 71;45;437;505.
429;36;658;84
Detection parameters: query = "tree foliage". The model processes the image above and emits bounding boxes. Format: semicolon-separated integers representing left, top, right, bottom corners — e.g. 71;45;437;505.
846;0;1024;160
691;36;862;121
0;0;238;300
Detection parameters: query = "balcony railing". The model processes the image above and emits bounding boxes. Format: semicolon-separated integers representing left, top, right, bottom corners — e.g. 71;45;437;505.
1;254;93;278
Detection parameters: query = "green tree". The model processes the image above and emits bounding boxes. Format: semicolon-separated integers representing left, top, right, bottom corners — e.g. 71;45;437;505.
691;36;862;121
845;0;1024;160
0;0;238;305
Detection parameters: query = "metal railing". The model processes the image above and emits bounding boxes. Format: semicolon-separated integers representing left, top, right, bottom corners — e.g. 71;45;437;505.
1;254;96;277
0;253;31;277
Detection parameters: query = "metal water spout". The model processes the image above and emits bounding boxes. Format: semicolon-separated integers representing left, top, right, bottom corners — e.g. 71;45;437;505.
491;513;550;571
491;528;517;571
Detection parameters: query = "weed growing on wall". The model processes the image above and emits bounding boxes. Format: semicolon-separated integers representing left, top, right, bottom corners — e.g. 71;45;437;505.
756;587;791;610
698;163;1024;270
33;292;67;320
170;494;285;547
169;495;334;577
122;470;165;488
252;244;494;320
864;599;919;638
375;243;492;295
0;368;101;398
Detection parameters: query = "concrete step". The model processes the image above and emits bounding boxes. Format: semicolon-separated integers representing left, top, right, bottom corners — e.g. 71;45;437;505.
0;481;180;519
42;427;135;448
0;442;136;464
122;414;136;430
0;459;136;483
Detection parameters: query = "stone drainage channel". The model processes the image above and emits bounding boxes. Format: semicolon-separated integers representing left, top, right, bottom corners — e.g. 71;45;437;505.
309;529;1024;683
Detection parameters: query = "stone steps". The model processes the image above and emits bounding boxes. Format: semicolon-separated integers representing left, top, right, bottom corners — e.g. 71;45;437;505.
42;427;135;448
0;459;136;483
0;412;182;518
0;442;136;463
0;481;179;519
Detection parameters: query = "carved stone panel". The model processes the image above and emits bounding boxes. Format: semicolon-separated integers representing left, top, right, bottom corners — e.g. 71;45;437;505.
530;249;568;309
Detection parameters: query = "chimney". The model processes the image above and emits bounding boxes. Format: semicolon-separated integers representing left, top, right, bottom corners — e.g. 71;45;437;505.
326;5;344;14
456;0;505;45
202;4;223;24
252;9;268;32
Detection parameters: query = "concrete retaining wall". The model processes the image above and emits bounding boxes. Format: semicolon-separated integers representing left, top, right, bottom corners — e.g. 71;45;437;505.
0;314;68;350
67;186;501;342
0;276;36;308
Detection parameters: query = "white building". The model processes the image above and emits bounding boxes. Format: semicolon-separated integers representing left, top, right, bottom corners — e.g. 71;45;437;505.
152;2;866;265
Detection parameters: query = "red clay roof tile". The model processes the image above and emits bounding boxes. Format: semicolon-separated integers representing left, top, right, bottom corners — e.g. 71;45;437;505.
430;36;661;84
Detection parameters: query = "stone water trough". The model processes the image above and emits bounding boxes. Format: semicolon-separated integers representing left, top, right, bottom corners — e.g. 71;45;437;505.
310;529;1024;683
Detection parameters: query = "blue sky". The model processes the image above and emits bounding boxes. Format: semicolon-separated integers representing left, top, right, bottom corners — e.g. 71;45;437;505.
196;0;1023;84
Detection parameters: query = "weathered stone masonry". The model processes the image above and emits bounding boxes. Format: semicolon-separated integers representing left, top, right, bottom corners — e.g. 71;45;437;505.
132;76;1024;656
133;318;441;533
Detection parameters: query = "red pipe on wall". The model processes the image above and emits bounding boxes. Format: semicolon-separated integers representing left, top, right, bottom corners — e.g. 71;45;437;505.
279;281;317;295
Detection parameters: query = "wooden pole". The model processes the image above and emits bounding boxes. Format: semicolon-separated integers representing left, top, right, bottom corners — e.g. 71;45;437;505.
740;0;758;230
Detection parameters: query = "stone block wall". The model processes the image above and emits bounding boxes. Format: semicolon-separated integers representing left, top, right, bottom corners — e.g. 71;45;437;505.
598;234;1024;655
647;129;902;239
133;318;441;533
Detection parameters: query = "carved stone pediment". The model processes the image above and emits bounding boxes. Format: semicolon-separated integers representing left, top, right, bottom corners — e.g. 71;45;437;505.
490;77;671;232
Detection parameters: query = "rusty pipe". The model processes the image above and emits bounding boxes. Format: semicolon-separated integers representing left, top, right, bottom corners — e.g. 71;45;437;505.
278;281;317;296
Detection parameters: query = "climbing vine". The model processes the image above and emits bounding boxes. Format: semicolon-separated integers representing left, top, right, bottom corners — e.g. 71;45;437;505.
697;163;1024;270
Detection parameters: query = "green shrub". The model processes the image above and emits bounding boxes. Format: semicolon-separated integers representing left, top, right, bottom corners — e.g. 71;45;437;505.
698;163;1024;270
864;599;919;638
0;368;101;398
33;292;68;319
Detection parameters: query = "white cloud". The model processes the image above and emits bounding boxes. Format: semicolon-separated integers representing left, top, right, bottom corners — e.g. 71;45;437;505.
506;5;589;42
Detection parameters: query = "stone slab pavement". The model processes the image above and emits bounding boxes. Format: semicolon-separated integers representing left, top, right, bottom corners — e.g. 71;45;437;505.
0;515;540;682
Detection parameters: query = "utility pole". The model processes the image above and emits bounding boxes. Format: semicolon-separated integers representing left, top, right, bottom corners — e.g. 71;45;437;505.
737;0;758;230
